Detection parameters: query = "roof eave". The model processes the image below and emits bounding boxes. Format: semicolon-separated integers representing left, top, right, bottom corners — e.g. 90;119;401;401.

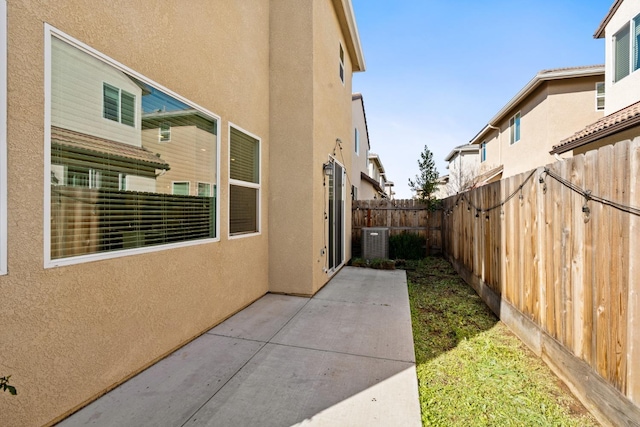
594;0;623;39
487;66;605;126
550;115;640;155
333;0;366;72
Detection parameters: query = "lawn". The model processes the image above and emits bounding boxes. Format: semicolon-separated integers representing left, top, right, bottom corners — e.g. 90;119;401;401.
404;257;599;427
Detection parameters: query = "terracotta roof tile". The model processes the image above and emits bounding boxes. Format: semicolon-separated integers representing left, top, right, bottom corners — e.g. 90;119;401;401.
51;126;170;169
551;101;640;154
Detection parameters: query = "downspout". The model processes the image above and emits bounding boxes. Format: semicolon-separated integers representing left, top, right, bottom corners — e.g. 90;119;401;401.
487;124;501;166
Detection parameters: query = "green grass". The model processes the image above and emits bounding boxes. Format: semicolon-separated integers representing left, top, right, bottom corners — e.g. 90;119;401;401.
405;257;599;427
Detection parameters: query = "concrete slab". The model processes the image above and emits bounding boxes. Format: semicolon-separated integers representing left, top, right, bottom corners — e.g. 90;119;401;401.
208;293;309;342
56;267;421;427
58;335;263;427
271;298;415;362
187;344;419;427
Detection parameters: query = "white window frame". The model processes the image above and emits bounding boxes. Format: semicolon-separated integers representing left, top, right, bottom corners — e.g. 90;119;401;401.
0;0;6;275
509;112;521;145
480;142;487;163
339;43;345;85
44;25;221;269
102;82;136;127
354;127;360;155
228;123;261;239
595;82;605;111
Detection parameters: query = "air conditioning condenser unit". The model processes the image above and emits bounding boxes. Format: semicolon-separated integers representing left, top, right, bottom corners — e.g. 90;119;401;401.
362;227;389;260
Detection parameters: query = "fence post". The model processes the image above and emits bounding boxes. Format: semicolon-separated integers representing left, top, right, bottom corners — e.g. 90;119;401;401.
628;139;640;404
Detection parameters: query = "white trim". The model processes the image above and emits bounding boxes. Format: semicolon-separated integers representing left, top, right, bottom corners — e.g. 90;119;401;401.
171;181;190;195
595;82;605;111
43;25;221;269
509;111;521;145
228;122;261;240
0;0;6;275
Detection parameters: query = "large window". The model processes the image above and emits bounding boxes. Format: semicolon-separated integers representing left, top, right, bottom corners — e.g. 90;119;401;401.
229;126;260;237
595;82;605;111
0;0;6;274
509;112;521;144
46;28;219;266
613;14;640;83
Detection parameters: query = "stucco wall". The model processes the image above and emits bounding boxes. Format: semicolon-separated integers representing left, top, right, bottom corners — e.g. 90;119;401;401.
2;1;270;425
478;76;604;179
604;0;640;114
351;96;369;199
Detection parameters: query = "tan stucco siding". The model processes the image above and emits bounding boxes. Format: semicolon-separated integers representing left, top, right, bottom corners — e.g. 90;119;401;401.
311;0;354;293
2;2;270;426
572;128;640;156
268;0;315;295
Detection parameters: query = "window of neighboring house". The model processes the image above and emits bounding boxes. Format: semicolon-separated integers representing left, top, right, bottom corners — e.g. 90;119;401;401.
339;43;345;84
229;125;260;237
481;142;487;162
46;28;219;267
613;14;640;82
509;112;521;144
351;185;357;201
354;127;359;155
103;83;135;127
172;181;190;195
595;82;605;110
0;0;6;275
159;122;171;142
197;182;212;197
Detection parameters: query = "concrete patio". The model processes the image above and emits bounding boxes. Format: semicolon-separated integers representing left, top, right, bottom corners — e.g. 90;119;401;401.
58;267;421;426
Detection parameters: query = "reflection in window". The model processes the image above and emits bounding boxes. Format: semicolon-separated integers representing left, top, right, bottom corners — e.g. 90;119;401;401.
50;35;218;261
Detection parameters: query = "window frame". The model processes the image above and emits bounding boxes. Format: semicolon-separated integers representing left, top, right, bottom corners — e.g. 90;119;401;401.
354;127;359;155
197;182;212;197
612;14;640;83
509;112;521;145
228;123;261;239
44;25;221;268
0;0;6;275
102;82;136;127
480;142;487;163
595;82;605;111
159;122;171;142
172;181;191;196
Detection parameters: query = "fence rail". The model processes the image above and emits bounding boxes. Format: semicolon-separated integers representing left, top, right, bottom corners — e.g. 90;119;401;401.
441;139;640;426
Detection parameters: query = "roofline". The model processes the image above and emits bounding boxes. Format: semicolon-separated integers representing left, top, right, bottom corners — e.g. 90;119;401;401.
444;144;479;162
469;66;605;144
594;0;623;39
352;93;371;150
333;0;366;72
368;152;385;175
550;114;640;155
360;172;386;197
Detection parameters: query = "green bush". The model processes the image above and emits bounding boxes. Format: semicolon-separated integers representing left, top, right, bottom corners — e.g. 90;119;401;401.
389;233;425;260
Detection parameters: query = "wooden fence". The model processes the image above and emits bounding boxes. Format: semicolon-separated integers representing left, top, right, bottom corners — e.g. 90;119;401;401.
441;139;640;426
351;198;442;258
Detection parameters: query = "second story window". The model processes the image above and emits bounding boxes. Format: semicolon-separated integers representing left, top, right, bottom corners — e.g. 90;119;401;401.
339;43;345;84
103;83;135;127
613;13;640;83
481;142;487;162
509;112;521;144
596;82;605;110
354;127;359;155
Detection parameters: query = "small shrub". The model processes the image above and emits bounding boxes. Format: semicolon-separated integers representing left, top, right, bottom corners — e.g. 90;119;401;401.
389;232;425;260
350;258;366;267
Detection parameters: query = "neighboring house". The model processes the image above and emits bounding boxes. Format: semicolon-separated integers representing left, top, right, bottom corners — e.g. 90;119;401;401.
470;65;605;179
551;0;640;156
1;1;365;425
443;143;480;196
351;92;370;200
364;152;389;199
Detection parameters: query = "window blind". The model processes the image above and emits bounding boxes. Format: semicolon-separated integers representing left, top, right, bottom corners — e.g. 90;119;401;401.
615;24;631;82
229;127;259;235
50;36;218;260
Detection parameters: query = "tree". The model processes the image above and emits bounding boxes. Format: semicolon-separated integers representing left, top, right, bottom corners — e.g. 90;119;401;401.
408;145;440;208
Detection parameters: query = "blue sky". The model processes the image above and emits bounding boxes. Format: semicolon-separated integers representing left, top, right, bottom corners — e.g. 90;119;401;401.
351;0;611;199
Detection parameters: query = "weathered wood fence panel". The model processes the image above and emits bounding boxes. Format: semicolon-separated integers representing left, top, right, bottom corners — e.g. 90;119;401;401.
441;139;640;426
351;199;442;257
